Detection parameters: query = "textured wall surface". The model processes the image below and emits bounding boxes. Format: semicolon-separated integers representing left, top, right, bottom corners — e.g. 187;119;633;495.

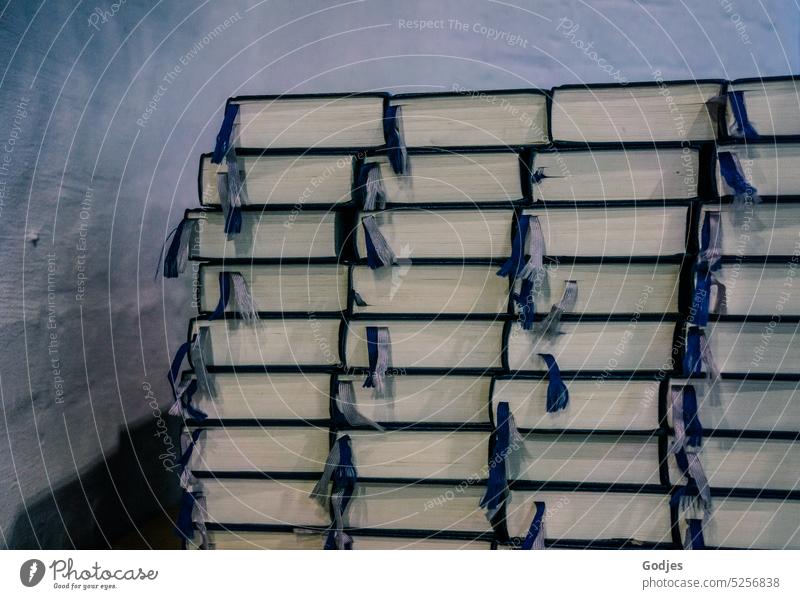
0;0;797;548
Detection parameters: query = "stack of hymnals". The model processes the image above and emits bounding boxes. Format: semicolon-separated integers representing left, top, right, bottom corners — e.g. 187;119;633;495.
163;76;800;550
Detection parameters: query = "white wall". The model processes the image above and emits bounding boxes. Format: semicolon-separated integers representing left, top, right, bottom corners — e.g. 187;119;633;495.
0;0;797;547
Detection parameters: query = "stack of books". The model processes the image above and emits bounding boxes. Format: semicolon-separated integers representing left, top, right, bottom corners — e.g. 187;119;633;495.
164;77;800;550
674;83;800;548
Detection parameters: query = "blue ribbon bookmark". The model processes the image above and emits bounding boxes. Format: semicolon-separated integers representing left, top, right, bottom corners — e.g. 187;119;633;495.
682;386;703;448
727;91;758;139
180;379;208;421
686;519;705;550
162;217;191;279
480;402;512;513
209;272;231;320
718;151;758;202
691;262;717;327
363;326;380;389
175;490;204;548
520;501;546;550
498;215;530;278
212;103;239;164
539;353;569;412
682;328;703;376
383;105;407;175
167;340;192;400
324;436;357;550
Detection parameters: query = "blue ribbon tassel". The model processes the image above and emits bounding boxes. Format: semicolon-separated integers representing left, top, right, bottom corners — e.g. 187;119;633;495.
674;449;703;495
362;327;380;388
480;402;511;511
727;91;758;139
324;436;357;550
212;103;239;164
382;105;406;175
163;218;188;279
181;379;208;421
691;262;717;327
539;353;569;412
718;151;756;197
167;340;192;400
699;211;718;260
179;428;203;476
682;328;703;376
520;501;546;550
686;519;705;549
692;210;722;326
363;221;383;270
209;272;231;320
669;488;705;550
497;215;530;278
682;386;703;449
175;490;202;547
224;205;242;235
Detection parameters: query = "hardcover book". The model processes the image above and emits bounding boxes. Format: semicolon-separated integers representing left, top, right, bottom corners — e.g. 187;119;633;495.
505;489;672;546
676;495;800;549
190;317;342;368
223;94;386;149
697;202;800;256
187;426;329;474
550;81;722;143
354;208;513;261
344;319;505;371
199;152;358;207
198;264;348;315
358;151;524;206
506;321;676;372
389;90;548;147
185;371;332;421
188;210;344;260
725;77;800;139
351;264;510;316
531;147;699;203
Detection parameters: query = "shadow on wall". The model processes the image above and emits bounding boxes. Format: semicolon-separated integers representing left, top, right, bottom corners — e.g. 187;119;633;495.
6;416;182;549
